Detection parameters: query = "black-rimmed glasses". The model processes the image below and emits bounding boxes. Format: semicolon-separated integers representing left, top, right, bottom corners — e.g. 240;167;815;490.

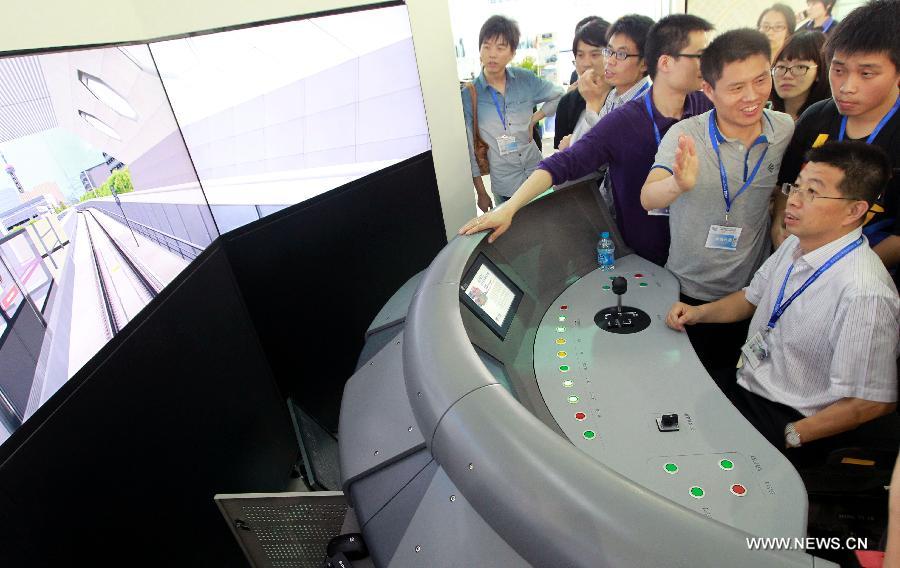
601;47;641;61
772;64;817;78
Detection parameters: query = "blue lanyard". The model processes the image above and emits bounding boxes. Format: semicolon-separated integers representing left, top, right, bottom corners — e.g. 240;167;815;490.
708;110;770;215
821;17;834;33
767;237;863;330
838;96;900;143
643;90;661;147
489;88;508;131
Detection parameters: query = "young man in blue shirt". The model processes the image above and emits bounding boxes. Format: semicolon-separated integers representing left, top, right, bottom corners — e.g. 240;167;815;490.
461;15;564;212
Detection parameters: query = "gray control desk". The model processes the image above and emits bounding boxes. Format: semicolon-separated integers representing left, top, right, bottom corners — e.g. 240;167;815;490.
537;255;805;538
339;182;837;567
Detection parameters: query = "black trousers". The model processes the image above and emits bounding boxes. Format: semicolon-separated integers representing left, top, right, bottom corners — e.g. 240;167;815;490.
711;368;859;470
680;293;751;377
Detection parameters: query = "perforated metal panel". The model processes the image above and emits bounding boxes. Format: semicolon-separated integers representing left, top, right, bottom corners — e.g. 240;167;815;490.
215;491;347;568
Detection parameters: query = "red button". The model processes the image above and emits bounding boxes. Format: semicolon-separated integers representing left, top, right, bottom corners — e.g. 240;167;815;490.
560;305;568;310
731;484;747;496
634;274;644;278
575;412;586;421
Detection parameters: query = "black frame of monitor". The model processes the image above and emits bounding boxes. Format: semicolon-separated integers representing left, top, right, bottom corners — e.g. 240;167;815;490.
459;253;523;340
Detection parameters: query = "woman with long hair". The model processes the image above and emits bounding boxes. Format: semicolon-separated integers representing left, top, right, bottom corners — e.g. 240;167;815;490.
769;31;830;120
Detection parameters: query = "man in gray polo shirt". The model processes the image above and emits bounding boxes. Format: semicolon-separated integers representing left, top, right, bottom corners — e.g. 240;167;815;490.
641;29;794;375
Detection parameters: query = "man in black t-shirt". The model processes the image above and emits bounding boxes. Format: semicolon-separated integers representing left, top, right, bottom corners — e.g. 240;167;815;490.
555;19;610;149
776;0;900;273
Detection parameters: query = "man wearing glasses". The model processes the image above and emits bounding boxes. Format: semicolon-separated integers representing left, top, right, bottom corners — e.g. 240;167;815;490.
775;1;900;277
665;141;898;467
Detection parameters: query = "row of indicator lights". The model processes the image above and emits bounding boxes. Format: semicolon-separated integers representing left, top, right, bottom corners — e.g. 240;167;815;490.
664;459;735;473
556;313;598;440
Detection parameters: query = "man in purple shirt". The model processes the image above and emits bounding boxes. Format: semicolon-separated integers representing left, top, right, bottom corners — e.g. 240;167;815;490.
459;14;714;267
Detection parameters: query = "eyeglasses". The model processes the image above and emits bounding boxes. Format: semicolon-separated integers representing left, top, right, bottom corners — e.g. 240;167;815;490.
759;24;788;33
781;182;856;203
673;53;703;59
772;64;817;78
601;47;641;61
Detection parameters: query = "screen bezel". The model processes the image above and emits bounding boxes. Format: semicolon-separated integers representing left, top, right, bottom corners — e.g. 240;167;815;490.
459;253;523;340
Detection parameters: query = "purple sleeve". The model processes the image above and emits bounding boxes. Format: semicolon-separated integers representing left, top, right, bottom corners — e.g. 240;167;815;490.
537;114;615;186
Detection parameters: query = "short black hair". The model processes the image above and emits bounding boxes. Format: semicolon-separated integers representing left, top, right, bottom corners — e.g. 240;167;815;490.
805;141;892;206
644;14;714;79
700;29;771;87
606;14;655;58
810;0;837;16
479;15;520;51
572;18;611;54
825;0;900;71
575;15;603;32
757;4;797;35
770;31;831;115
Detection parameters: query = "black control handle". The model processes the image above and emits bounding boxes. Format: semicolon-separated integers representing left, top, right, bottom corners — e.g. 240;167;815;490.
611;276;627;295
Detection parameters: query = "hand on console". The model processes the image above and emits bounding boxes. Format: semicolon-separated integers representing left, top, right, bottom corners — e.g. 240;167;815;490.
459;205;515;243
665;301;703;331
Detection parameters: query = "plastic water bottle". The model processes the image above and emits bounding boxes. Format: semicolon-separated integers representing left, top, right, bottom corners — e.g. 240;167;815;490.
597;232;615;271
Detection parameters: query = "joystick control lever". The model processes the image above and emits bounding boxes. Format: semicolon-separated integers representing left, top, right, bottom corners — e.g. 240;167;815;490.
611;276;627;314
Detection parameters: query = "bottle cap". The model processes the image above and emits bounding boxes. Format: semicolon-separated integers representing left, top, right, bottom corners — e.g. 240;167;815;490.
601;232;609;238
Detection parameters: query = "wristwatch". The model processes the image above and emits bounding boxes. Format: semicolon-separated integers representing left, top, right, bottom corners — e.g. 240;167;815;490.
784;422;802;448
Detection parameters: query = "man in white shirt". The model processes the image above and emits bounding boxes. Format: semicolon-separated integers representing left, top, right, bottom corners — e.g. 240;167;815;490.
666;141;898;466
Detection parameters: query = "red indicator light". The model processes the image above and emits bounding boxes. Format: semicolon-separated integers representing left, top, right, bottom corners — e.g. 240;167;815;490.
634;274;644;278
560;305;568;310
575;412;586;421
731;484;747;496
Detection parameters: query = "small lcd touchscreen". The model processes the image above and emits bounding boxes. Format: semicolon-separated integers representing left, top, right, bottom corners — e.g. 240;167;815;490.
459;254;523;339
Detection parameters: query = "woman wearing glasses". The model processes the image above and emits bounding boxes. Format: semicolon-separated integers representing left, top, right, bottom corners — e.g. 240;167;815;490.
757;4;796;65
770;31;830;121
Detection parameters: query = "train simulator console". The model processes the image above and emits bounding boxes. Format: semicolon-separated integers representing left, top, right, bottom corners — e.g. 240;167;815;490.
338;182;839;567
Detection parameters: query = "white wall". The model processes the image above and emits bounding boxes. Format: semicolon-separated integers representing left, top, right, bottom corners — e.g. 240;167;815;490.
0;0;473;240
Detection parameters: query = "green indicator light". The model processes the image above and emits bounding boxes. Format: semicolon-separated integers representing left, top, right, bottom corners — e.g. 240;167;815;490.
602;285;611;290
719;459;734;470
556;326;566;333
664;463;678;474
567;396;579;404
609;276;616;280
639;282;648;287
559;365;570;372
690;486;705;499
583;430;596;440
563;380;574;388
558;315;566;322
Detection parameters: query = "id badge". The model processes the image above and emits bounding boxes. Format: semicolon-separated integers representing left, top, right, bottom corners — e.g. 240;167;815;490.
647;207;670;216
705;224;742;251
740;330;770;369
496;134;519;156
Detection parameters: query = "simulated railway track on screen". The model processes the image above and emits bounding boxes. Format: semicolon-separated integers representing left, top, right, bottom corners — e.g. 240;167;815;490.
80;210;162;337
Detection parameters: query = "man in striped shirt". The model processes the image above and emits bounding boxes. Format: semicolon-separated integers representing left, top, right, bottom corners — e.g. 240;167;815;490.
666;141;898;466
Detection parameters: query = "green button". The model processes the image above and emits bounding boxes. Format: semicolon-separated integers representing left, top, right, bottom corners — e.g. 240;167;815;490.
559;365;570;372
690;486;705;499
556;326;566;333
558;315;566;322
639;282;648;287
609;276;616;280
664;463;678;474
719;459;734;471
567;396;579;404
583;430;596;440
602;285;611;290
563;380;574;388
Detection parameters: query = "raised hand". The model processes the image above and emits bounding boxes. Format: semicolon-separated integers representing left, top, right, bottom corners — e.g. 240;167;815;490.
673;134;699;193
577;69;610;111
